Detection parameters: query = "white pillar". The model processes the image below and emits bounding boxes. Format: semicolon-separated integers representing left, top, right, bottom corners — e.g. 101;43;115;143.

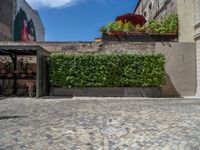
195;0;200;96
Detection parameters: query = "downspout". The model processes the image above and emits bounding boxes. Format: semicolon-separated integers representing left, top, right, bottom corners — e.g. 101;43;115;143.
11;0;17;41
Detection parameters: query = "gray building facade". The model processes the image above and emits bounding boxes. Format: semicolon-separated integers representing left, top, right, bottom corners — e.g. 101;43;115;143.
0;0;14;40
134;0;196;42
0;0;45;41
135;0;200;96
134;0;177;21
195;0;200;96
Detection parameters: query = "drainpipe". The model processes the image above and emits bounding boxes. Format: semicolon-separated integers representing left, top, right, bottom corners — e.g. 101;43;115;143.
11;0;17;41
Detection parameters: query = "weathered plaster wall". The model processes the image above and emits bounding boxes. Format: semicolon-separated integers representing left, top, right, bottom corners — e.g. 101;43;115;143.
178;0;195;42
156;42;196;97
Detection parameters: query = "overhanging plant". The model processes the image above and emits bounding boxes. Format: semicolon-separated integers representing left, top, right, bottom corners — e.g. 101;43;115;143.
99;13;178;36
123;22;134;33
146;13;178;34
162;13;178;33
112;21;124;35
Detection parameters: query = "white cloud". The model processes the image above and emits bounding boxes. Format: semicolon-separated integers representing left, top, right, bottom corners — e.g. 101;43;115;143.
26;0;81;9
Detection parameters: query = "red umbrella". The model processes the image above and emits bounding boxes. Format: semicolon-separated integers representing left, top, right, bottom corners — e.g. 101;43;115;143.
115;13;146;26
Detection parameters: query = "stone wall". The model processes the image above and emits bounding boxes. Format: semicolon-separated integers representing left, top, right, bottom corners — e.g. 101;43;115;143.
178;0;195;42
0;41;156;54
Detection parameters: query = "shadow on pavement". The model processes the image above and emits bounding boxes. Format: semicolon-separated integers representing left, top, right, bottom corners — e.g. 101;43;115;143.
0;97;7;101
0;116;27;120
42;96;73;99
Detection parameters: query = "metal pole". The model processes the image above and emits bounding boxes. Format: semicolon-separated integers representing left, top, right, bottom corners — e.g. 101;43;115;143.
10;53;17;95
13;54;17;95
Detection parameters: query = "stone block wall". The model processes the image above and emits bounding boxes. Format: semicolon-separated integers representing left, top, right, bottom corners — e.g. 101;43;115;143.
0;41;156;54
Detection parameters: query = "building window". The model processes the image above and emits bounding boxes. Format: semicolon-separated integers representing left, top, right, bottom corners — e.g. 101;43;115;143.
149;3;152;10
144;11;147;17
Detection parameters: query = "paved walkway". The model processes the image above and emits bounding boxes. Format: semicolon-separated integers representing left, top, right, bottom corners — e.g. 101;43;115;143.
0;97;200;150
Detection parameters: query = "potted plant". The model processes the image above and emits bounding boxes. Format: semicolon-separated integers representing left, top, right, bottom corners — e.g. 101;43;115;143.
112;21;125;36
99;26;107;34
100;21;125;36
146;14;178;35
146;20;161;35
15;69;20;75
161;13;178;35
134;24;146;35
27;69;33;75
6;73;13;78
105;23;116;36
20;72;28;78
20;74;27;78
123;22;134;35
0;69;7;75
127;24;146;35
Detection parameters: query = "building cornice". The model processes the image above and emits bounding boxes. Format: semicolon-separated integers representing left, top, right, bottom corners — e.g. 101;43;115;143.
195;22;200;29
194;33;200;40
194;22;200;40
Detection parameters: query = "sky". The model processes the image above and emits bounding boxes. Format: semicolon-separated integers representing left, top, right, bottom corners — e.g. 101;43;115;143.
26;0;138;41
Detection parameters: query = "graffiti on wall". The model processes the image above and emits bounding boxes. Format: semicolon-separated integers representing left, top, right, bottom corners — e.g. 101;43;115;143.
14;8;36;41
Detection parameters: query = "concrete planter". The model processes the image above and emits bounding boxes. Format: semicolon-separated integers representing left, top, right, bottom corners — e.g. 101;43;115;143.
49;87;162;98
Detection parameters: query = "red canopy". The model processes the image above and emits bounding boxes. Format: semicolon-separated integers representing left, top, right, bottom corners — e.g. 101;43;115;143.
115;13;146;26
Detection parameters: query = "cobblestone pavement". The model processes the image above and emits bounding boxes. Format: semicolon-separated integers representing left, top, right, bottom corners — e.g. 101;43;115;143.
0;97;200;150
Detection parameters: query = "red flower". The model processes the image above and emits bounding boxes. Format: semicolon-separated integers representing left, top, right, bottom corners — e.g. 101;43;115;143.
27;70;33;75
6;73;13;78
115;13;146;26
20;74;27;78
15;70;19;74
0;69;7;75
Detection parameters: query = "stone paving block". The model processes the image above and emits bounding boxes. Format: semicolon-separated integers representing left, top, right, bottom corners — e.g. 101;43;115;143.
0;98;200;149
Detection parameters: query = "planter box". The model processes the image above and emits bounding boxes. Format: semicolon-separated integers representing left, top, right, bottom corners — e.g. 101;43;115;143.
146;29;178;36
102;34;178;42
148;32;178;36
127;30;146;35
107;32;126;36
49;87;162;98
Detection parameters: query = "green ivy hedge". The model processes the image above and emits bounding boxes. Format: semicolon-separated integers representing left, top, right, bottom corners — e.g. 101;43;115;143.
48;54;165;88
